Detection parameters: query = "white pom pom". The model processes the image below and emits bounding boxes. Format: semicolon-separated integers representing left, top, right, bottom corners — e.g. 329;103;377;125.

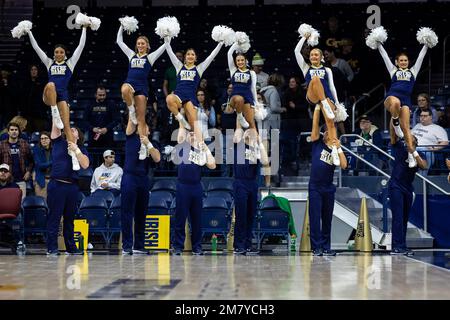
365;26;388;50
119;16;139;34
211;25;235;46
235;31;251;53
307;30;320;47
254;102;268;121
155;16;180;39
75;12;90;26
88;16;101;31
416;27;438;48
334;102;348;122
11;20;32;39
298;23;314;38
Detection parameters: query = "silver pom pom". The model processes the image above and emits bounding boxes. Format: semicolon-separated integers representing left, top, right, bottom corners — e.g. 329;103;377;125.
211;25;235;46
416;27;438;48
235;31;251;53
334;102;349;122
298;23;314;38
89;17;101;31
11;20;32;39
119;16;139;34
155;16;180;39
307;30;320;47
75;12;90;26
365;26;388;50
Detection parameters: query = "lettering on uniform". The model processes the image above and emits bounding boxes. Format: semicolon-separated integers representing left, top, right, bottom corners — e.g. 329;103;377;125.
131;58;146;69
320;149;333;165
245;147;258;163
234;72;251;83
50;65;67;75
145;217;159;247
309;69;326;79
180;70;197;81
395;70;412;81
188;149;203;165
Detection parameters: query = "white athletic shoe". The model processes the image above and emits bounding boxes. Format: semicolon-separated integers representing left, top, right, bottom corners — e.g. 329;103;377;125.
407;152;417;168
175;113;191;130
138;143;147;160
331;146;341;166
321;100;335;120
128;107;138;125
393;124;404;139
51;108;64;129
237;113;249;129
69;151;80;171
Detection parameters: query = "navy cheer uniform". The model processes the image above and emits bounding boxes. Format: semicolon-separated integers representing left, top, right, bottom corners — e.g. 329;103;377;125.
28;28;86;103
388;141;420;250
308;139;336;251
174;65;201;106
121;133;152;251
231;69;254;105
305;66;334;104
173;143;204;252
386;69;415;107
233;142;259;251
46;136;88;252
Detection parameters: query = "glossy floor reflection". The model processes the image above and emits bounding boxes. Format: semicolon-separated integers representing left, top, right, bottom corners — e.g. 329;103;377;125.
0;251;449;300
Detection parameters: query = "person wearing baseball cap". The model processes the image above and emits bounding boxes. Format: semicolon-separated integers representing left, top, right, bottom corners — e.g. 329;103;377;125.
90;150;123;197
0;163;19;190
251;52;269;88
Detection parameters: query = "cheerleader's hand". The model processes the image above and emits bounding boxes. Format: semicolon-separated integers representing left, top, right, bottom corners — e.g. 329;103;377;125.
446;159;450;170
332;138;341;148
140;135;150;146
199;142;208;152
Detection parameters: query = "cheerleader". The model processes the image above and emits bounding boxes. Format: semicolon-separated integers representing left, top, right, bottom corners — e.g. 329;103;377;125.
308;105;347;256
366;26;438;167
121;109;161;255
26;25;87;170
46;114;89;255
172;128;216;255
388;121;426;255
294;24;346;166
164;37;224;144
117;17;166;160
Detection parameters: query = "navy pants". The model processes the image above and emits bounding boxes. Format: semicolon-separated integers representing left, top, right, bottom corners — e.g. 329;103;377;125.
233;179;258;250
121;174;150;251
46;180;78;252
174;182;203;252
389;185;413;250
308;184;336;251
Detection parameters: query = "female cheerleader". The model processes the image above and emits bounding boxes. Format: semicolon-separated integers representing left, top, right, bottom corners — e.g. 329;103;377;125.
367;26;437;167
117;20;166;160
164;37;224;145
121;109;161;255
294;25;345;165
172;128;216;255
26;25;87;170
46;115;89;255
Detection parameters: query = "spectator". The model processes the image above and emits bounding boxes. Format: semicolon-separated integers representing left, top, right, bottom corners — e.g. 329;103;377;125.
281;77;308;169
0;122;34;199
322;16;346;49
163;50;183;97
260;73;285;132
438;106;450;128
199;78;218;108
411;93;438;127
216;83;236;131
251;53;269;89
0;64;18;128
340;38;360;75
353;115;385;175
21;65;48;133
32;131;52;198
86;85;118;148
412;109;449;173
90;149;123;197
197;89;216;140
0;163;19;190
324;47;354;83
0;115;29;141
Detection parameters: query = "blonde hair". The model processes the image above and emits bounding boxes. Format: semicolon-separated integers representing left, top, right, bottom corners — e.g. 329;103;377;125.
135;36;150;54
9;116;27;132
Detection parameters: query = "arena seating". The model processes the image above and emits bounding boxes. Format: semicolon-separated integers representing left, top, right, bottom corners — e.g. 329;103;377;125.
22;195;48;238
201;196;231;240
256;197;290;250
78;196;109;244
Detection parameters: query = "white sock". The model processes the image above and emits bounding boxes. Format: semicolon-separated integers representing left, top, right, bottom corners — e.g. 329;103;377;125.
175;113;184;121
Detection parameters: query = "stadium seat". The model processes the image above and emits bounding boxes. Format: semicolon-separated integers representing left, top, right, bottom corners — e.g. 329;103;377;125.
0;188;23;253
91;190;115;207
107;195;121;248
151;179;177;195
22;196;48;238
78;196;109;245
201;196;231;240
257;197;290;250
150;191;174;209
147;196;170;215
77;191;86;208
78;168;94;194
206;179;234;193
207;190;234;208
